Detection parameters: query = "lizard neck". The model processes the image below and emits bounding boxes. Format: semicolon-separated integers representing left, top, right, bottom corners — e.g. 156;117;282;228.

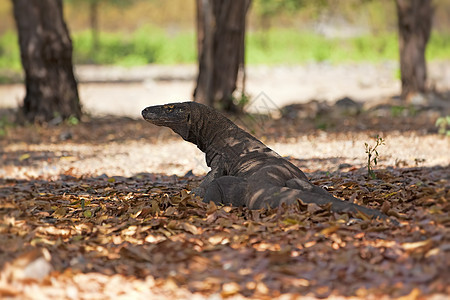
182;103;240;164
188;104;239;164
184;102;275;171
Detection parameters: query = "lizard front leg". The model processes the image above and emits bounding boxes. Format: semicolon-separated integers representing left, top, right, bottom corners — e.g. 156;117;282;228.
192;155;226;197
192;167;222;197
203;176;248;207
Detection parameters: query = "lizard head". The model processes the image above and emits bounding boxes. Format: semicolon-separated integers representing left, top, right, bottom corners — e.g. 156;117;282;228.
142;102;192;139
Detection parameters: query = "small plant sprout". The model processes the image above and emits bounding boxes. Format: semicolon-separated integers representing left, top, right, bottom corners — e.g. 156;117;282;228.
364;135;385;179
435;116;450;136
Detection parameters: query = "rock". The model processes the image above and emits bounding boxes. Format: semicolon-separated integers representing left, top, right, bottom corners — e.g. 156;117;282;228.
2;248;52;283
407;93;428;106
282;100;330;119
59;131;73;141
334;96;362;116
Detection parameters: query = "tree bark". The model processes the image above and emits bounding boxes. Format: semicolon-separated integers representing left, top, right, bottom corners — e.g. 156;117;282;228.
194;0;251;112
12;0;82;124
395;0;433;101
89;0;100;56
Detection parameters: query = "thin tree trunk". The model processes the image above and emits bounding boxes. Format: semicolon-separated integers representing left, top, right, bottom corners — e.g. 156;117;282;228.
12;0;81;124
89;0;100;56
194;0;251;112
194;0;214;107
395;0;433;101
195;0;205;64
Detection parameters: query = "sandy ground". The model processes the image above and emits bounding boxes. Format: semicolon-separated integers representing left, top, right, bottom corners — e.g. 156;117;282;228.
2;132;449;180
1;62;449;180
1;61;450;117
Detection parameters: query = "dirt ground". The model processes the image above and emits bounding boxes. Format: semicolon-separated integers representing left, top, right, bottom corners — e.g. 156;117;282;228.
1;130;449;181
0;63;449;299
1;62;449;179
1;61;450;117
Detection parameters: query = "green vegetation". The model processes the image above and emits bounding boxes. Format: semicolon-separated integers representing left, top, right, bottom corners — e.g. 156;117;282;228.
247;30;400;64
435;116;450;136
247;30;450;64
390;105;418;118
66;115;80;126
72;27;196;66
426;33;450;60
0;28;449;69
0;115;14;137
364;135;385;179
0;31;21;71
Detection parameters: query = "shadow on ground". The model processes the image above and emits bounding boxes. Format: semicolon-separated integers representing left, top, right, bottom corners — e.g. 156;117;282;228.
0;164;448;298
1;94;449;146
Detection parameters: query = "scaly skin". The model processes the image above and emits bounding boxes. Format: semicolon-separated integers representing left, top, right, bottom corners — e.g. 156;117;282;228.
142;102;387;219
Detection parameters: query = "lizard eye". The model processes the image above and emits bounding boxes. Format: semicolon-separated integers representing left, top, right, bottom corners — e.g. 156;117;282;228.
163;104;175;113
186;113;190;123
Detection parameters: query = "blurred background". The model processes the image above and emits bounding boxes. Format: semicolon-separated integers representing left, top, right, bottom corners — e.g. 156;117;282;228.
1;0;450;66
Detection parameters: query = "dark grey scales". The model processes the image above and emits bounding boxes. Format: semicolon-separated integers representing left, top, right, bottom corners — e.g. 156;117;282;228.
142;101;386;219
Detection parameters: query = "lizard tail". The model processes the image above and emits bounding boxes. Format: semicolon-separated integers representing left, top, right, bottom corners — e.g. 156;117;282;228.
248;185;387;220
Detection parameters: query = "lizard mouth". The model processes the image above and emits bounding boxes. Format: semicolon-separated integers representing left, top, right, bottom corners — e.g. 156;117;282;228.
142;107;162;124
142;106;175;126
141;107;154;120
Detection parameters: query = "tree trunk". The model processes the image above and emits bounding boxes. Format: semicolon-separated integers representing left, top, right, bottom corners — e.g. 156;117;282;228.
89;0;100;56
194;0;251;112
395;0;433;101
12;0;82;124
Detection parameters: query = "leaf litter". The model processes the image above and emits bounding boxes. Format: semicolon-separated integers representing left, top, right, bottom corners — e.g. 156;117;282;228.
0;164;448;299
0;114;449;299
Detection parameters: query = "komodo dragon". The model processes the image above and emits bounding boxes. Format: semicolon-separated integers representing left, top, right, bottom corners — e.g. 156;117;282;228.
142;101;386;219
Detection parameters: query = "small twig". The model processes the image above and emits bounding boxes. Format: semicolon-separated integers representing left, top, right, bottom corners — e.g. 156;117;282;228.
364;135;385;179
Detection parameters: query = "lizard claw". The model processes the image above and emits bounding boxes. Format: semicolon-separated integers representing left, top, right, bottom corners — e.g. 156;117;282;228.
191;187;206;198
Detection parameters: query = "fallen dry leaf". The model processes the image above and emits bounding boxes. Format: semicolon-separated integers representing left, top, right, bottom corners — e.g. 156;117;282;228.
0;112;449;299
